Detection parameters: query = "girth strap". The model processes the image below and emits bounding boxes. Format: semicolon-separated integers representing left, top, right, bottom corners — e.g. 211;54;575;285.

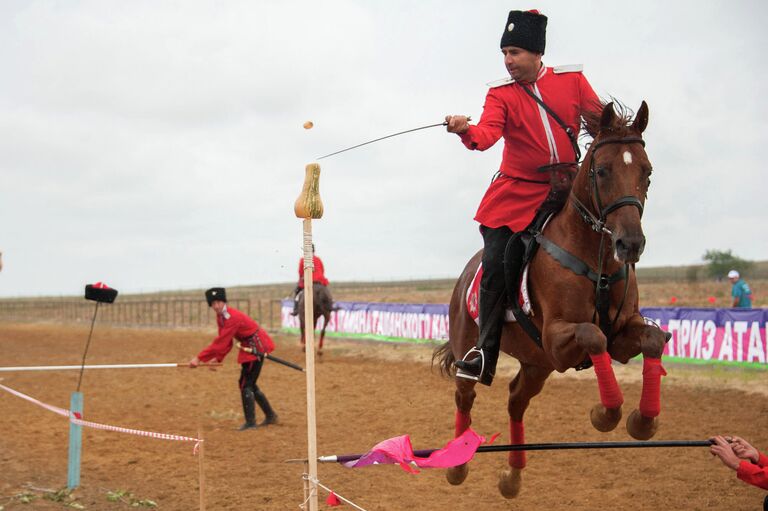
535;234;627;286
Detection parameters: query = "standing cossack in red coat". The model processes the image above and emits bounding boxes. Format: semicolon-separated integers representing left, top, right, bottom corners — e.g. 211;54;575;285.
447;9;601;386
188;287;278;430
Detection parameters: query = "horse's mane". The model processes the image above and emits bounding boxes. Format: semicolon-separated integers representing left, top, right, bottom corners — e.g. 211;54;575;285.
535;99;639;220
581;98;637;141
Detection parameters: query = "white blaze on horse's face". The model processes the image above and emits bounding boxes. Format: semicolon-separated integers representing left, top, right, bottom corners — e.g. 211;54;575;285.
623;151;632;165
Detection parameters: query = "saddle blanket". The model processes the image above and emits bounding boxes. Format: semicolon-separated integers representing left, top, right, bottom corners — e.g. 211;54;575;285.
466;263;532;324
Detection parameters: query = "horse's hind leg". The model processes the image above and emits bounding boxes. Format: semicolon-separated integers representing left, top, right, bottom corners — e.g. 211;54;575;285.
446;378;476;486
499;363;552;499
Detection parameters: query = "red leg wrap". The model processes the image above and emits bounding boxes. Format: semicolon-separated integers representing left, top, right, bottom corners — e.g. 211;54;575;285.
639;357;667;417
455;410;471;437
590;352;624;409
509;420;526;469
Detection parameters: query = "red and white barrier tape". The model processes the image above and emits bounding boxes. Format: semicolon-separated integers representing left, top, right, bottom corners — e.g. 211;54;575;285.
0;383;203;453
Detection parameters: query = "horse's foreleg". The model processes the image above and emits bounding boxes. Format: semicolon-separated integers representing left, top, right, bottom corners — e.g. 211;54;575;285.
615;316;667;440
498;363;552;499
446;379;476;486
548;320;623;431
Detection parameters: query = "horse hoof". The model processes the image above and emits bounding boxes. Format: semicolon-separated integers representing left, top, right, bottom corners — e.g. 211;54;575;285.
446;463;469;486
498;467;522;499
590;403;622;432
626;409;658;440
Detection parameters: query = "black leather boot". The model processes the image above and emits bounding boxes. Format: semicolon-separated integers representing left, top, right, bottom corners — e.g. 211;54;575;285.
239;388;258;431
455;287;504;386
254;389;279;426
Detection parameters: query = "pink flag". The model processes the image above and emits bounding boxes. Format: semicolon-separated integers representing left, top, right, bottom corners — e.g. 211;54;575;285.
343;428;486;473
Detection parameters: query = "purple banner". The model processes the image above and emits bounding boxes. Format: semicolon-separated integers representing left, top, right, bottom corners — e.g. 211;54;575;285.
640;307;767;364
282;300;450;341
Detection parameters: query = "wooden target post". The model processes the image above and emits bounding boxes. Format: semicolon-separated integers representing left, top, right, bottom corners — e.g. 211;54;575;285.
294;162;323;511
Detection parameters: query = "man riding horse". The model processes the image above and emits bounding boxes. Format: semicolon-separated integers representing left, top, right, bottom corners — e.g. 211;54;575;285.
291;243;332;316
445;9;601;386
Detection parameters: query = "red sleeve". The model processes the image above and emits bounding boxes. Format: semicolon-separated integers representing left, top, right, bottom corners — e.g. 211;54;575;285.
578;73;601;117
759;452;768;467
458;88;507;151
197;318;237;363
737;458;768;490
313;256;329;286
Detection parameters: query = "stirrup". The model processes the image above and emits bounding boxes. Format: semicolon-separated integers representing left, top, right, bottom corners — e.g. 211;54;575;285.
455;347;484;382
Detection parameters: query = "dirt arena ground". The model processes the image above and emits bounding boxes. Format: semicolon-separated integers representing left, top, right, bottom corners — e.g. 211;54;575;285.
1;323;766;510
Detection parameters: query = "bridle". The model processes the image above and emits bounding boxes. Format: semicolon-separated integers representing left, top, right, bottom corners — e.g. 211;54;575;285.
570;136;646;236
536;133;648;349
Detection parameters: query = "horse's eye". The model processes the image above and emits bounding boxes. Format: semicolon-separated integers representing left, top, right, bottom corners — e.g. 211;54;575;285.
596;166;608;178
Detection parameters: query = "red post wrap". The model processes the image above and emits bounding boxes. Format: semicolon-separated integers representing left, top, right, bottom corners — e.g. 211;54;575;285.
639;357;667;418
589;352;624;409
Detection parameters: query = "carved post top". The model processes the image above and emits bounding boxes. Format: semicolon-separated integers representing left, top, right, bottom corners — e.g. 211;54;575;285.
294;163;324;219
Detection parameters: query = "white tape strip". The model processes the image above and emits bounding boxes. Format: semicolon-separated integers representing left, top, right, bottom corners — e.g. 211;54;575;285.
0;383;202;453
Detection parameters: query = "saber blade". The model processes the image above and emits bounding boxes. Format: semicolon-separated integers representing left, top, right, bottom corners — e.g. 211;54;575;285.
316;121;448;160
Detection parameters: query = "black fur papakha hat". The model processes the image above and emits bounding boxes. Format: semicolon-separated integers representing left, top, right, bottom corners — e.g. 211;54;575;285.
500;9;547;54
205;287;227;306
84;282;118;303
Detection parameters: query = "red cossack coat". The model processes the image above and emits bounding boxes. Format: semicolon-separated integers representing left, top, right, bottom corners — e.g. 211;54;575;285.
197;306;274;364
298;256;329;288
459;65;600;232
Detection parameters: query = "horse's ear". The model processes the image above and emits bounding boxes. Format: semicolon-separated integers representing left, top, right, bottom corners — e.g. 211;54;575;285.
600;102;616;131
632;101;649;134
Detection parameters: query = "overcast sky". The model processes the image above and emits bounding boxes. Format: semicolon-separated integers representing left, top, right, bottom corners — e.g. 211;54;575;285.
1;0;766;298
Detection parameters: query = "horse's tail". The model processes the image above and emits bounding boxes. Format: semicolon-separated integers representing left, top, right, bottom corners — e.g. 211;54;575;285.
432;341;456;378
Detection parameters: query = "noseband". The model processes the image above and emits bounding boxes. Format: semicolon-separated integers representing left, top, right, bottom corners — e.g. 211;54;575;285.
571;136;646;234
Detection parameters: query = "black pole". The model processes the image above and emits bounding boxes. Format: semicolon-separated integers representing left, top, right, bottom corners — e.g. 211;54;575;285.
76;301;100;392
326;439;713;464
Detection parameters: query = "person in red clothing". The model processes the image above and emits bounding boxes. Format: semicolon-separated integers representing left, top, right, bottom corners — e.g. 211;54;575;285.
710;435;768;500
189;287;278;430
291;244;330;316
446;9;601;386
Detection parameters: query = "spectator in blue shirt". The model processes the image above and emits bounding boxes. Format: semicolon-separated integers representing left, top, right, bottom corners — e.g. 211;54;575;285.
728;270;753;308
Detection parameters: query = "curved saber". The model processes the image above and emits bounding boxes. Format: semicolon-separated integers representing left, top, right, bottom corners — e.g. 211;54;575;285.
235;342;304;372
316;117;470;160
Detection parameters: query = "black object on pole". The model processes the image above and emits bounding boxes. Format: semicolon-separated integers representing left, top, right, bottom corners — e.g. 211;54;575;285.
321;439;714;464
77;283;119;391
316;120;454;160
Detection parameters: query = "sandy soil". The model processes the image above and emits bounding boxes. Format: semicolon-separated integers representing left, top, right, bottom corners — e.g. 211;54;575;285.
1;323;766;510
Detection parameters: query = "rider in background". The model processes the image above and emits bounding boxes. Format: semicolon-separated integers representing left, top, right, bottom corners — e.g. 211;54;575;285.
446;9;601;386
291;244;330;316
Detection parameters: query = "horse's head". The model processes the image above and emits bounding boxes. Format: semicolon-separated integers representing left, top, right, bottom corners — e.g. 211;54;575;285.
576;101;651;264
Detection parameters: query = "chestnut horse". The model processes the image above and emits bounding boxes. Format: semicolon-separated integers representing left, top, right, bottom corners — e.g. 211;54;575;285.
298;284;334;355
434;101;667;498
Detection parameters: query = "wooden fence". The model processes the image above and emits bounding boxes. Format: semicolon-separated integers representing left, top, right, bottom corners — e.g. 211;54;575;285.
0;298;284;331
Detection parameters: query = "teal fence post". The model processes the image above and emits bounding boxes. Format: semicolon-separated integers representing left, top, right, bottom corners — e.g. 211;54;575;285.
67;391;83;489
